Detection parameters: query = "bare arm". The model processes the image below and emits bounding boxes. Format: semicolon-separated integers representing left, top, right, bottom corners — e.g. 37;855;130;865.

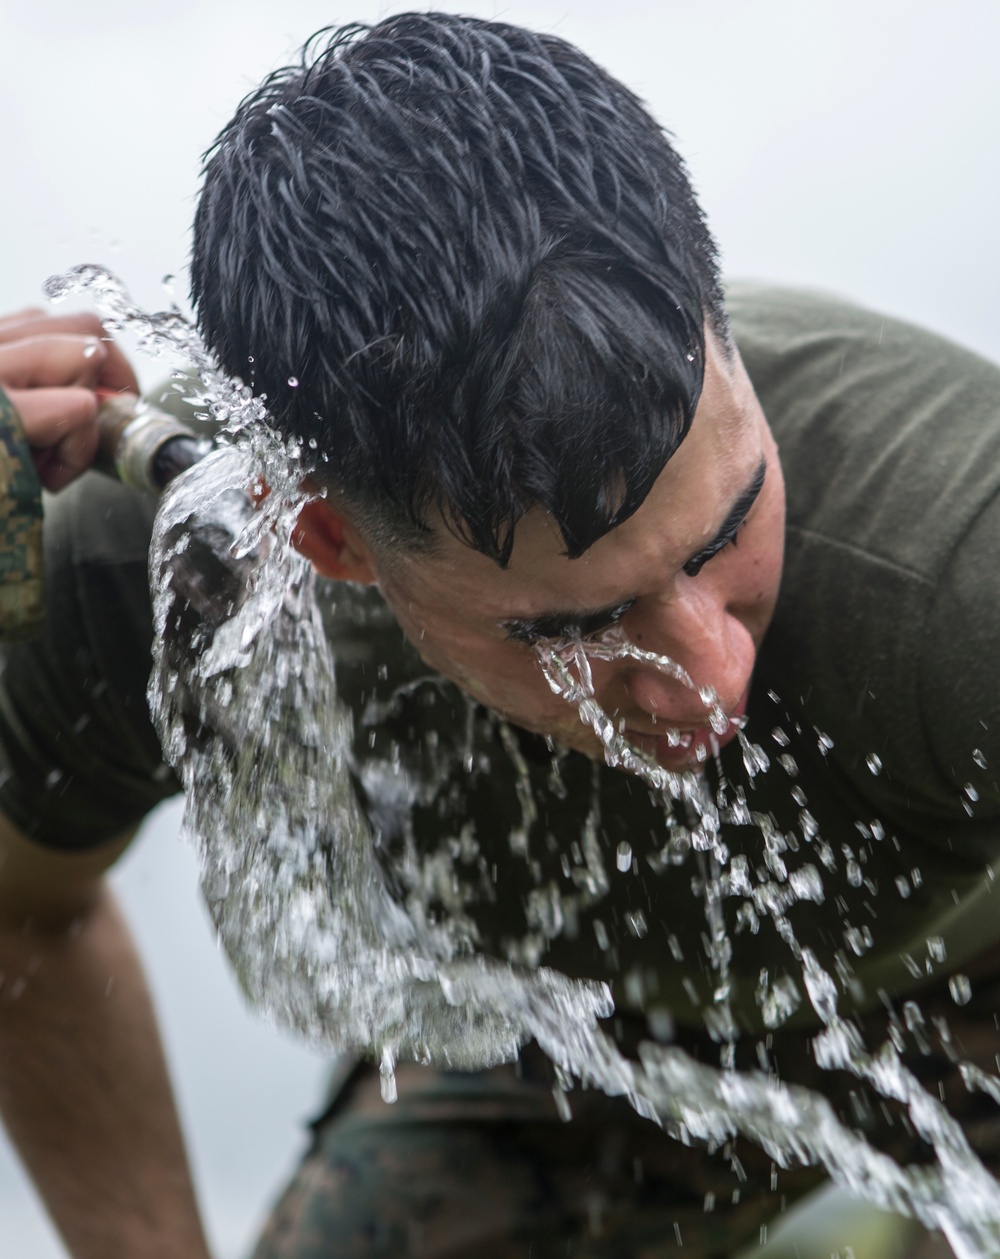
0;810;212;1258
0;307;210;1254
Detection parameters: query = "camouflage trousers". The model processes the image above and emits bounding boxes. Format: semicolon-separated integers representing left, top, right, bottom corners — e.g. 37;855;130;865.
251;958;1000;1258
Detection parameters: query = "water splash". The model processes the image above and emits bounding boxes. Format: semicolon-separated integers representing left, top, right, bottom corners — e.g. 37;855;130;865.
49;265;1000;1256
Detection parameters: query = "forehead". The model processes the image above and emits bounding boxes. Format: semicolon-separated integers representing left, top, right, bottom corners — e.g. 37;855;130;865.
382;338;761;620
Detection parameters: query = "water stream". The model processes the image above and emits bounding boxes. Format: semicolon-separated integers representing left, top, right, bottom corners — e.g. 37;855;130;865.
47;265;1000;1256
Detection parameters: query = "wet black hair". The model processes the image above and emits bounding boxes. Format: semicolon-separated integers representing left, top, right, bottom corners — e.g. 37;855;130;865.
192;12;726;565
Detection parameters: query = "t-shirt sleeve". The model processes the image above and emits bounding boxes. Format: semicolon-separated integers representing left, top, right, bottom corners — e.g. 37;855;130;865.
0;470;179;850
921;485;1000;812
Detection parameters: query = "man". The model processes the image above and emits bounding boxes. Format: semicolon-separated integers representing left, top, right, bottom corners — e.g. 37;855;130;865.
2;12;999;1257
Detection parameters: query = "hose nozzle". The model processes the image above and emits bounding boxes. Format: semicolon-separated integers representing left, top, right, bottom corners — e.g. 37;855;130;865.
95;394;212;494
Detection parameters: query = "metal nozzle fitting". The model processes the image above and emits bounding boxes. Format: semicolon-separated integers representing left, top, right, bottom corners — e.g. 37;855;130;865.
95;394;211;494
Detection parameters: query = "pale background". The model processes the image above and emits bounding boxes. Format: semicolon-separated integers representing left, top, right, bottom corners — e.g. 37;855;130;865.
1;1;998;1255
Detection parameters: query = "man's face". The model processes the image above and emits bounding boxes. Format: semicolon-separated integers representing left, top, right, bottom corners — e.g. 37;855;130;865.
373;332;786;773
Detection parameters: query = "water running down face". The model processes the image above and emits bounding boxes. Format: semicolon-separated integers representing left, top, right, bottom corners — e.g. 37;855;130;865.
309;331;787;773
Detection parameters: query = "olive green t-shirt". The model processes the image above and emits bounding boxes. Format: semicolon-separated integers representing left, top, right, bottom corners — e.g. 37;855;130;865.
729;283;1000;1017
2;285;998;1033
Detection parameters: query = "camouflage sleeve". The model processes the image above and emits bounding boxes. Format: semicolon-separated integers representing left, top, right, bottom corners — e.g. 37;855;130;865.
0;385;44;641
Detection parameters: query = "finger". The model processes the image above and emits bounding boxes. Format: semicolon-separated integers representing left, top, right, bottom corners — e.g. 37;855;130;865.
0;313;139;395
0;335;109;392
14;386;101;493
0;307;47;333
92;336;139;395
0;310;108;345
32;422;100;493
4;386;98;449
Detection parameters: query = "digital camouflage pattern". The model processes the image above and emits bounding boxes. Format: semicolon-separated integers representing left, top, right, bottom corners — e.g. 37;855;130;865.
250;957;1000;1259
250;1047;818;1259
0;385;44;640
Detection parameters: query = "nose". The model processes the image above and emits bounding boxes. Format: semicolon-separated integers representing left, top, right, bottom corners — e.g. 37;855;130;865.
617;578;756;724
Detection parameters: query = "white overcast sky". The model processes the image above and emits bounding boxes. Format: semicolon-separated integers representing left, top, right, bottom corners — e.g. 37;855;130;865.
2;2;999;1256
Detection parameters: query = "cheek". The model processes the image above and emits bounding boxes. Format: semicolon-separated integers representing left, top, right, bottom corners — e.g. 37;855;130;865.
748;530;784;597
389;609;519;699
400;622;569;720
745;479;786;597
725;514;785;644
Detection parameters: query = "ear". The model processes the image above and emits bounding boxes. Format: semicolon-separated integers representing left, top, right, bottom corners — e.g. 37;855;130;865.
292;498;377;584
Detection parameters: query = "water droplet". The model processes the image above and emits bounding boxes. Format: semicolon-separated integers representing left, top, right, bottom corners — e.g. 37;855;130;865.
926;936;947;963
771;726;789;747
593;919;610;950
973;747;988;769
866;753;882;776
797;868;828;909
287;376;299;388
963;783;980;803
949;974;972;1006
379;1045;397;1103
895;875;911;899
816;730;834;756
247;355;255;364
846;861;863;888
82;341;99;358
551;1084;572;1122
760;975;798;1028
801;952;839;1024
647;1007;675;1042
735;902;760;934
625;909;648;938
616;841;632;872
740;735;770;779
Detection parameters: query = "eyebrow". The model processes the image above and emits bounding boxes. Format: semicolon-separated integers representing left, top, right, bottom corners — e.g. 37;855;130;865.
501;457;768;645
683;457;767;572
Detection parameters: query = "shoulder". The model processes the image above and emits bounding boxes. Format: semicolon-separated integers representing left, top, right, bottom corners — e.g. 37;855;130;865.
728;282;1000;581
744;284;1000;818
726;280;1000;405
0;468;172;850
920;484;1000;807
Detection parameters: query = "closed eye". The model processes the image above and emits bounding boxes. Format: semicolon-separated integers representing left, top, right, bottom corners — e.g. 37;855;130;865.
682;521;743;578
682;459;766;578
503;598;636;645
